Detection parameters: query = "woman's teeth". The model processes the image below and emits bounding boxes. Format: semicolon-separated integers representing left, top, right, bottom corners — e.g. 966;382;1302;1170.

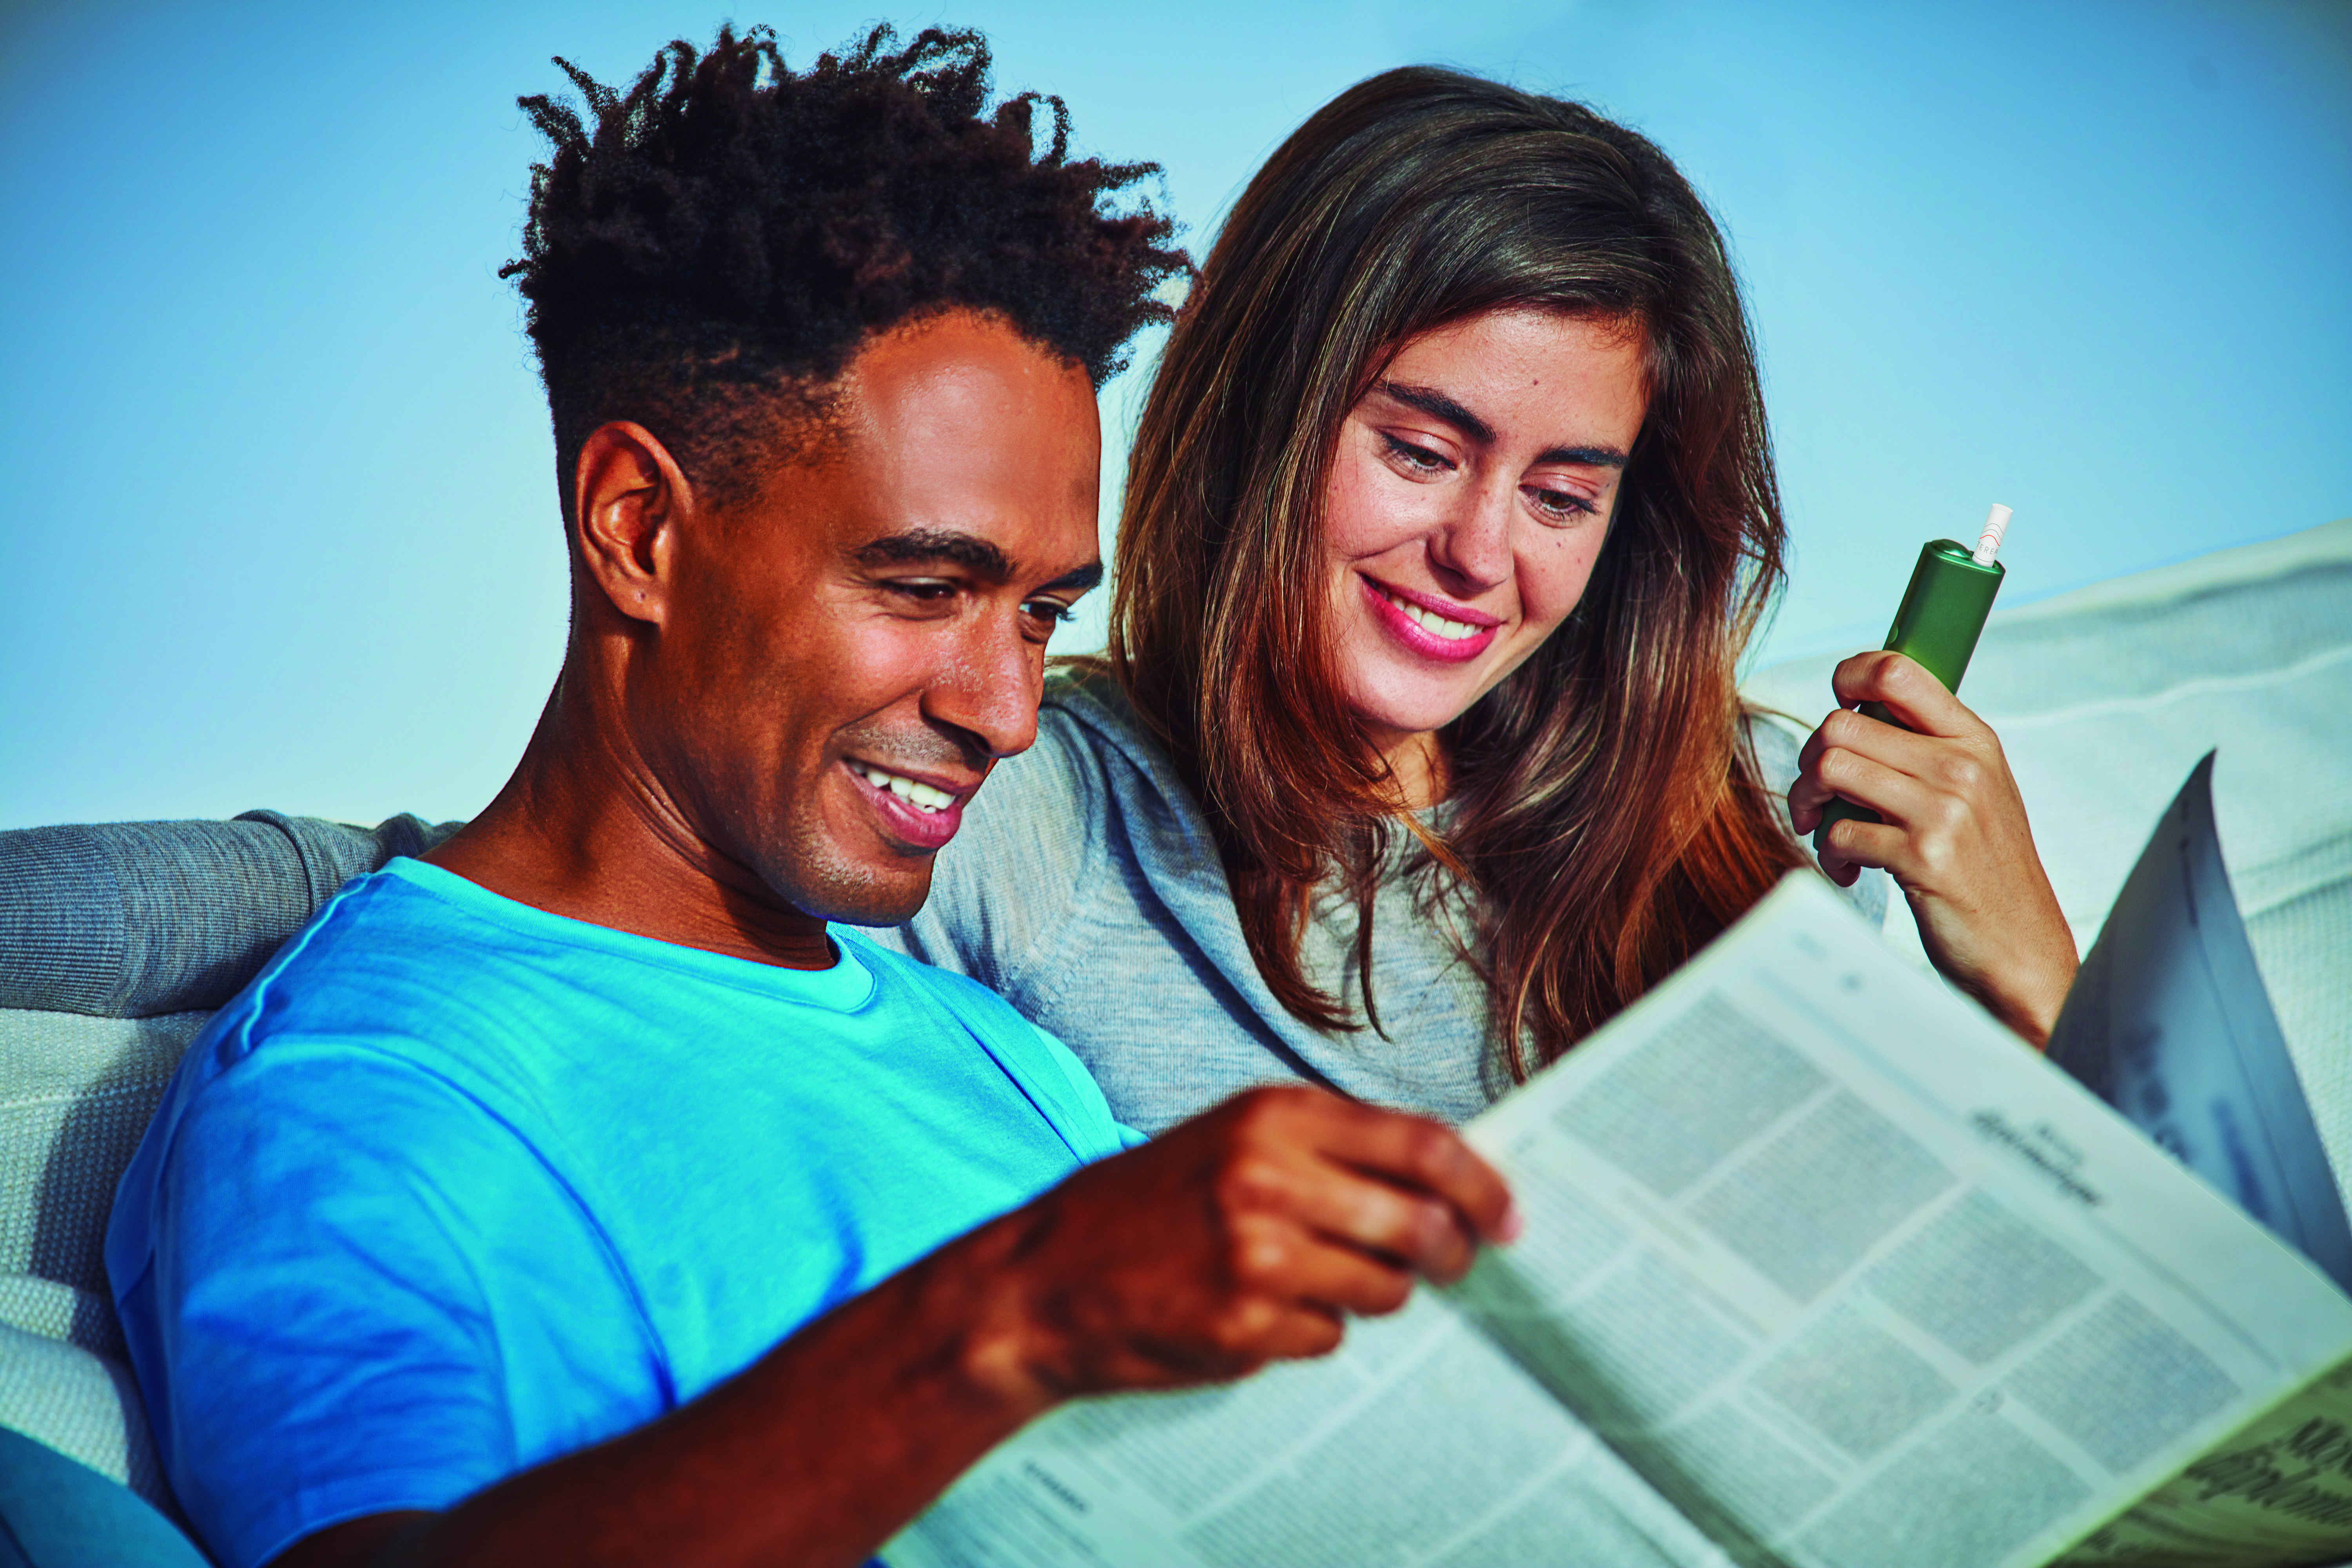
852;763;954;814
1382;588;1483;641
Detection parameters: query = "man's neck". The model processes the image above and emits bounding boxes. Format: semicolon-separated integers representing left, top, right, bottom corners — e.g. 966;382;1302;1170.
425;679;837;972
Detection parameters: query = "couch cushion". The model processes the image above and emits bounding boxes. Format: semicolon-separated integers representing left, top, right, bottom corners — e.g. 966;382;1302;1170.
0;1423;204;1567
0;1010;206;1518
0;1320;165;1510
0;1011;210;1304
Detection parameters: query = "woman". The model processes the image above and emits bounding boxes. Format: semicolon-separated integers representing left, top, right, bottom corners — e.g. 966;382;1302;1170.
889;66;2072;1132
0;68;2074;1133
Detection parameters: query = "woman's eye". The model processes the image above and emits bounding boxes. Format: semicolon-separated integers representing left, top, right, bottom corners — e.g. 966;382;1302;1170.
1527;485;1599;524
1380;432;1452;475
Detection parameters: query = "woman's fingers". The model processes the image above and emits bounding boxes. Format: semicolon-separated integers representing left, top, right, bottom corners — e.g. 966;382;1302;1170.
1795;652;2079;1047
1813;815;1913;884
1829;650;1984;739
1803;728;1985;869
1792;705;1961;833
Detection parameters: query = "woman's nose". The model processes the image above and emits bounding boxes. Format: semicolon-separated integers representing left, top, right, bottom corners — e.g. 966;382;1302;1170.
1425;481;1516;593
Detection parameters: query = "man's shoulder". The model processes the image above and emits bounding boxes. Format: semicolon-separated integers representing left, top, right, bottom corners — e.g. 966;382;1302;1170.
229;859;528;1009
837;925;1034;1027
196;857;624;1091
835;928;1133;1159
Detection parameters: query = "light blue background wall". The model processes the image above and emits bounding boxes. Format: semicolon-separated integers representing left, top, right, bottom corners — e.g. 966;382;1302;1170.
3;0;2346;830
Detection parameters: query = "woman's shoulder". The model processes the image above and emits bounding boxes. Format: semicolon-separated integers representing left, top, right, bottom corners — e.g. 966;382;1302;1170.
997;666;1217;850
1038;665;1218;841
894;666;1221;992
966;665;1131;829
889;669;1138;989
1036;663;1160;764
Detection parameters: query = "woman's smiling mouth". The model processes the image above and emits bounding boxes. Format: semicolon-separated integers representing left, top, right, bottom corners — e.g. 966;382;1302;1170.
1359;575;1501;663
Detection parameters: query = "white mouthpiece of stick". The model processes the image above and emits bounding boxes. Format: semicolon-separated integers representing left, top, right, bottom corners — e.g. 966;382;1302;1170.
1973;503;2013;566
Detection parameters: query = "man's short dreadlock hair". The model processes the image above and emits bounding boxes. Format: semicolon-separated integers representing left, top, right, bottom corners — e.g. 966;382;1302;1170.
502;23;1187;519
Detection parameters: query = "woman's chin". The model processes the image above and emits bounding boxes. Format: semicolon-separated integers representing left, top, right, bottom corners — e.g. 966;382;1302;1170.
1343;673;1492;745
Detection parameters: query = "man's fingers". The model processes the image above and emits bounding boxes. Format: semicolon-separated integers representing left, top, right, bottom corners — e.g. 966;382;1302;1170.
1252;1303;1349;1365
1229;1219;1421;1318
1300;1100;1518;1247
1229;1151;1483;1282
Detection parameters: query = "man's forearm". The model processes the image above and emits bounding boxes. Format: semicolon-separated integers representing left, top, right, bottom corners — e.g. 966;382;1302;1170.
280;1086;1516;1568
289;1216;1047;1568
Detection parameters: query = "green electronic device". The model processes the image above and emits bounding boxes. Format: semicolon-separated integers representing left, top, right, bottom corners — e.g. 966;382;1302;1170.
1812;507;2011;855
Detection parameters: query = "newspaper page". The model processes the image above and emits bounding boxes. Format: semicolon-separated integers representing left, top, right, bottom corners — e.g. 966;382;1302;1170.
1451;875;2352;1568
885;1284;1731;1568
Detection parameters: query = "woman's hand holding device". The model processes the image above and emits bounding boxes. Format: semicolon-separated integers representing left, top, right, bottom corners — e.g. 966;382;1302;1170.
1786;506;2078;1046
1788;651;2077;1045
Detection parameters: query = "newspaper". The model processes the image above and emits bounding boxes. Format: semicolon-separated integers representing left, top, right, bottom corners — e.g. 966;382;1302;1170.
887;873;2352;1568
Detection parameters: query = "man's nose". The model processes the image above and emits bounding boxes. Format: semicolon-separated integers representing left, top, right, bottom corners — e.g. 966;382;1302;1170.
924;613;1043;761
1426;479;1516;593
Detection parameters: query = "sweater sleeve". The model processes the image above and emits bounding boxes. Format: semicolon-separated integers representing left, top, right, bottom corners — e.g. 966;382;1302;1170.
1743;710;1890;928
0;812;460;1016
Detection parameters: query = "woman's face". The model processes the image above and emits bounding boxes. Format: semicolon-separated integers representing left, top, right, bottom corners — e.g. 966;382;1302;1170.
1321;307;1648;760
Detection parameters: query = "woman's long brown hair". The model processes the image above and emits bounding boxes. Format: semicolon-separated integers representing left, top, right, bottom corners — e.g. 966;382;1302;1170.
1108;67;1806;1078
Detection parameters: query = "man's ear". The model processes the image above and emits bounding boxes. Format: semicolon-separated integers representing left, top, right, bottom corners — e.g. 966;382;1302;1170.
572;421;695;626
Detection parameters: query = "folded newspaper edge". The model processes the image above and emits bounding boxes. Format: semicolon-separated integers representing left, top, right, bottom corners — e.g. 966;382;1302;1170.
2047;749;2352;1293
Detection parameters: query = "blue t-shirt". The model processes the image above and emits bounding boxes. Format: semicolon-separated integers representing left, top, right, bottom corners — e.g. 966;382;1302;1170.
106;858;1137;1568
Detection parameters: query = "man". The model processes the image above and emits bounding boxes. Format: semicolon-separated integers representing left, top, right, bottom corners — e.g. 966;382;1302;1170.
101;25;1516;1568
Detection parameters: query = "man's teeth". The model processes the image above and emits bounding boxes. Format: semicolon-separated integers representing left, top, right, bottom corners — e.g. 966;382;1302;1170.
852;763;954;814
1383;588;1482;641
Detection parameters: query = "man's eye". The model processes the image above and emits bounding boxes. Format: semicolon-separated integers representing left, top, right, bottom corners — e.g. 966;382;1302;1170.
886;579;958;604
1024;600;1075;626
1380;433;1452;475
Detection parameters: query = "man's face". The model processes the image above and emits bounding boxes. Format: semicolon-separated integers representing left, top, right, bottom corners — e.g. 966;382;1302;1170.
650;310;1102;926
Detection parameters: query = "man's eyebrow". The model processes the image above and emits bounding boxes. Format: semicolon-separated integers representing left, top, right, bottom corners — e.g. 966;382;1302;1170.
1039;560;1105;594
1380;380;1630;469
852;528;1014;579
852;529;1102;594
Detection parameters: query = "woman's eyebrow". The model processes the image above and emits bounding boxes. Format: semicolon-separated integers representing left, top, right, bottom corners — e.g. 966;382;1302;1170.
1381;380;1628;469
1535;442;1628;469
1381;381;1494;444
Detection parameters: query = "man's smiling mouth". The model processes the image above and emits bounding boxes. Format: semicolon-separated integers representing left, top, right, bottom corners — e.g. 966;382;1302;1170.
849;760;957;814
